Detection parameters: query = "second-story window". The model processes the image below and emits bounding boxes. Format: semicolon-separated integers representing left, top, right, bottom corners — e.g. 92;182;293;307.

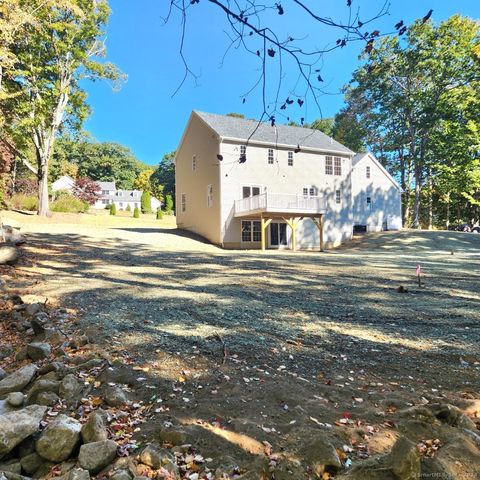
366;165;371;178
303;187;317;197
268;149;274;164
181;193;186;212
325;156;333;175
192;155;197;171
334;157;342;176
288;151;294;166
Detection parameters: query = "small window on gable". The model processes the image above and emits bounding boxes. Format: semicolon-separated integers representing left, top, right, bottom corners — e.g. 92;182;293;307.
207;184;213;208
366;165;371;179
288;151;294;166
325;156;333;175
334;157;342;176
181;193;186;213
335;190;341;204
268;149;274;164
240;145;246;155
192;155;197;171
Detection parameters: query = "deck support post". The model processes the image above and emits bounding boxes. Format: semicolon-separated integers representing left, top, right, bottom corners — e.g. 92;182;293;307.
312;214;325;252
260;216;272;251
283;217;299;252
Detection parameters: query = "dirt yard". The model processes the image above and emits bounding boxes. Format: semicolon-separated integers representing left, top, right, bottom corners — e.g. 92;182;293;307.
2;211;480;478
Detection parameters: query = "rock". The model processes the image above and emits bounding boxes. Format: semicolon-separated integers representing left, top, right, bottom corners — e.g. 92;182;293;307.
139;444;176;470
6;393;24;408
1;226;25;245
26;343;51;361
37;362;65;376
0;370;5;381
35;414;81;462
0;246;18;265
81;411;108;444
428;403;477;430
303;437;342;475
59;375;83;404
0;460;21;474
78;440;117;474
25;304;42;317
157;429;186;446
0;473;32;480
110;470;132;480
30;319;45;336
14;348;28;363
20;452;44;475
35;392;59;407
105;386;128;407
0;365;37;396
25;379;59;405
69;335;89;349
388;437;420;480
0;405;47;458
68;468;90;480
19;295;47;305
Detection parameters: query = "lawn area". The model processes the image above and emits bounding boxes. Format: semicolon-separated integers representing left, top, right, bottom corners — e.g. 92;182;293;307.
1;213;479;478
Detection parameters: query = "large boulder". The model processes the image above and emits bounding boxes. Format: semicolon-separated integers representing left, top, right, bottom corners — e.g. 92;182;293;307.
0;226;25;245
35;414;81;462
0;246;19;265
139;444;177;472
25;379;59;405
0;405;47;458
104;386;128;407
0;365;37;396
303;437;342;475
388;436;420;480
20;452;44;475
81;411;108;444
78;440;117;474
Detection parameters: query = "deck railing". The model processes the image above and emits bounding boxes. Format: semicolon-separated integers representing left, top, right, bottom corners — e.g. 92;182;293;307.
235;192;325;215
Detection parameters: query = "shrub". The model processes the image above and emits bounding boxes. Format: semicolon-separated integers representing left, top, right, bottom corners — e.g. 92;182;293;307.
164;194;174;214
140;191;152;214
105;204;111;210
133;207;140;218
110;203;117;215
156;208;163;220
126;204;131;212
50;195;89;213
15;178;38;195
8;193;38;211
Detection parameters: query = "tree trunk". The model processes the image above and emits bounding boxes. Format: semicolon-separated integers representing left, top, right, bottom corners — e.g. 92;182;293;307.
446;192;450;229
37;161;49;216
412;164;422;229
427;167;433;230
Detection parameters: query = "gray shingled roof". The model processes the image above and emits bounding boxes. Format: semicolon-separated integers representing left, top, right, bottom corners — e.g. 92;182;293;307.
195;111;353;155
97;181;116;191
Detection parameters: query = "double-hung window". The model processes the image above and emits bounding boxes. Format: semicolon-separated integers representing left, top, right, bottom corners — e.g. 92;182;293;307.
325;156;333;175
366;165;371;179
288;151;294;166
241;220;261;242
268;149;274;164
334;157;342;176
192;155;197;171
335;190;341;204
181;193;186;213
207;184;213;208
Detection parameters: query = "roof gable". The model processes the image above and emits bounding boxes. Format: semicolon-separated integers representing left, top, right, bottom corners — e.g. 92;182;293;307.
193;111;354;155
353;152;402;191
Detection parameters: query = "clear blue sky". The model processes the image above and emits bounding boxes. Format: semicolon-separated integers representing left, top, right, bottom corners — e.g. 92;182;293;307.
82;0;479;166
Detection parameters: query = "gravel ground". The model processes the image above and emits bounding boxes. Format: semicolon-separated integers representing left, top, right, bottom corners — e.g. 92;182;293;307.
3;211;480;476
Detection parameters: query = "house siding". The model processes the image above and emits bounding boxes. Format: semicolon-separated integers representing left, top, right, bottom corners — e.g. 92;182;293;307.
351;154;402;231
175;114;222;244
219;141;353;248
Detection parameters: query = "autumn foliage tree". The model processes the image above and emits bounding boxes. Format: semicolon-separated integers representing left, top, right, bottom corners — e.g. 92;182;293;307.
73;178;100;206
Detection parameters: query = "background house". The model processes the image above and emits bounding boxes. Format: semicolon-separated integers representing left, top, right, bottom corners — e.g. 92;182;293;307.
175;111;402;249
51;175;75;193
93;181;161;211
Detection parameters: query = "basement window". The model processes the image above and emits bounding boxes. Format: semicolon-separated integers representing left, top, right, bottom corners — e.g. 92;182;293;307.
242;220;261;242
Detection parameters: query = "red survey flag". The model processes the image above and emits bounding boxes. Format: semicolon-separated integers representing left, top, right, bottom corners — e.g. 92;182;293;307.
416;265;421;276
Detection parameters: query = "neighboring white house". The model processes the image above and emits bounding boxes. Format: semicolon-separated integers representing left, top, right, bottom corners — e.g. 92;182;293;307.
175;111;402;250
51;175;75;193
351;153;403;232
93;181;161;211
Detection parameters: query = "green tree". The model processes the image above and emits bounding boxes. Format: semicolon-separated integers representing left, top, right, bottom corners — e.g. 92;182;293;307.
133;207;140;218
156;207;163;220
2;1;122;215
344;15;480;227
164;194;174;214
109;203;117;216
141;190;152;214
151;152;175;205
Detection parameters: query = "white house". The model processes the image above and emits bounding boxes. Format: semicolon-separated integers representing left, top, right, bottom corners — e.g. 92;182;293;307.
51;175;75;193
93;181;161;211
351;153;403;232
175;111;402;250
